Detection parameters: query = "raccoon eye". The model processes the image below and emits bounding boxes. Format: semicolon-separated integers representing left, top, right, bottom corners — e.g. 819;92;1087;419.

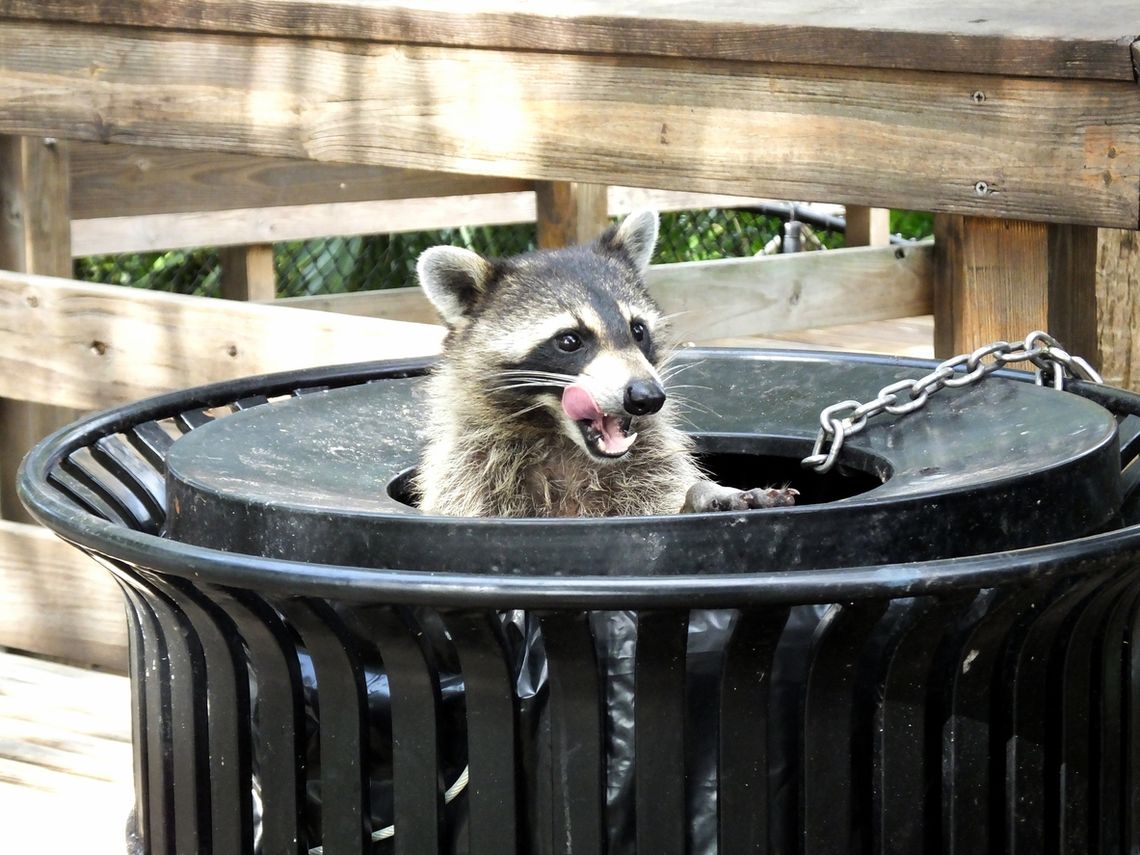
555;331;583;352
630;320;648;343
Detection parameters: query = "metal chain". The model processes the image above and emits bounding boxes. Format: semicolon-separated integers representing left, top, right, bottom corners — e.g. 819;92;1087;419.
801;331;1104;474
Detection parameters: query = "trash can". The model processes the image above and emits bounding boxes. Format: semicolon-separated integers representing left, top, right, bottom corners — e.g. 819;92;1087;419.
18;348;1140;855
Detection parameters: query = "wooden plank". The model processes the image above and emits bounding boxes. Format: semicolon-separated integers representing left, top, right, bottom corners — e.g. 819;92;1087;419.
535;181;609;249
0;650;133;855
650;245;933;341
70;192;539;255
68;142;775;223
279;244;935;342
710;315;935;359
0;135;72;277
1094;228;1140;391
931;214;1100;360
844;206;892;247
70;188;787;257
0;1;1135;81
0;520;128;671
68;142;530;219
0;22;1136;228
219;243;276;301
275;286;441;325
0;269;444;411
0;134;81;525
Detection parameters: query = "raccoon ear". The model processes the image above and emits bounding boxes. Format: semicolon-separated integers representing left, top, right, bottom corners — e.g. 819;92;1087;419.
600;208;659;272
417;246;495;327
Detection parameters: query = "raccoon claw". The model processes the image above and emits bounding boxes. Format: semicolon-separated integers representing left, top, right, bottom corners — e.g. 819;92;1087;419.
740;486;799;509
682;482;798;513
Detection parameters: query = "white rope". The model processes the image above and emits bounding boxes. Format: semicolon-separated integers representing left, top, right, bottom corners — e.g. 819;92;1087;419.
307;765;470;854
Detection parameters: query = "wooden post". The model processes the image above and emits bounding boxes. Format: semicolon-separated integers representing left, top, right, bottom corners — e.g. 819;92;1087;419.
535;181;609;249
220;243;276;301
845;206;891;247
932;214;1099;365
0;135;81;524
1094;228;1140;391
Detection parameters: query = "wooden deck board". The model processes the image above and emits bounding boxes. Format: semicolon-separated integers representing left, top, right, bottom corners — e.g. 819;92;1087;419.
713;315;935;359
0;649;133;855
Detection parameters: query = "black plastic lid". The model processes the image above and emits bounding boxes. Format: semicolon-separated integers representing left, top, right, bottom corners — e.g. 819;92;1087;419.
163;350;1120;575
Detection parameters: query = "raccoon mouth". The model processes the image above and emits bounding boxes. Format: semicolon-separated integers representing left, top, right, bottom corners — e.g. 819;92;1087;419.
562;385;638;458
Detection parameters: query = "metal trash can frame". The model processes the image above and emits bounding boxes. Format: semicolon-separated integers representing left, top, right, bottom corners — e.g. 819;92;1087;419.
18;349;1140;855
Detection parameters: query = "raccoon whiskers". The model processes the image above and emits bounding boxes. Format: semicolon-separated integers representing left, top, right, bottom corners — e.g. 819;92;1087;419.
491;370;576;392
505;401;549;420
667;392;721;420
660;358;705;381
492;381;565;393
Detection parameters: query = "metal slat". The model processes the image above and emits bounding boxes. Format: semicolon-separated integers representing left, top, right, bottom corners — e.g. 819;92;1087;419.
872;596;970;854
282;599;370;855
1003;573;1111;855
634;610;689;855
356;606;444;855
718;606;790;855
212;590;307;855
537;611;605;855
801;601;889;855
447;610;520;854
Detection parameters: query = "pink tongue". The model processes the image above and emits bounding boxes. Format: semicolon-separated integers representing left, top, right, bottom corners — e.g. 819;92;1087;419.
562;384;602;421
561;385;637;455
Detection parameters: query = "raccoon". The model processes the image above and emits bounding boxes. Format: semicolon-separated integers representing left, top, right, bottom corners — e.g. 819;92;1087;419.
413;209;796;518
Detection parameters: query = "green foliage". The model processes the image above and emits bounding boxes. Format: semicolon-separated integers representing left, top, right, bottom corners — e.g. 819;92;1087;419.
74;248;222;296
274;224;538;297
889;210;934;241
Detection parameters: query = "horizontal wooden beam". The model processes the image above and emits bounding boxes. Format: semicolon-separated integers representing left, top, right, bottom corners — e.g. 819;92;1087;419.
69;183;786;257
1;21;1135;228
70;192;538;255
279;244;935;342
0;520;127;672
68;142;531;219
652;244;934;340
0;269;444;410
0;0;1135;81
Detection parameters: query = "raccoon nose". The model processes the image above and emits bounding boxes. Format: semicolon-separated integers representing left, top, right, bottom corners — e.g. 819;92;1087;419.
624;379;666;416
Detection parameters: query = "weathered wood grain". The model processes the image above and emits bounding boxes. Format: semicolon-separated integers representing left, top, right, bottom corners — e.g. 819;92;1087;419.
219;243;276;301
650;245;933;342
0;650;133;855
70;187;786;257
68;141;529;219
70;192;539;255
1095;228;1140;391
535;181;609;249
0;136;72;277
279;244;934;343
844;207;892;247
0;22;1135;228
0;135;82;525
931;214;1101;361
0;269;444;411
68;142;776;225
0;520;127;671
0;0;1135;81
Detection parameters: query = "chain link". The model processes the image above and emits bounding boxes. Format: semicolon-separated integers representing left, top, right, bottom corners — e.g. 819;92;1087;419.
801;331;1104;474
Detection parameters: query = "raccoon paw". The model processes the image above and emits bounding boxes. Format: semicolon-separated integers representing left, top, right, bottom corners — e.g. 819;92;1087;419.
681;481;798;513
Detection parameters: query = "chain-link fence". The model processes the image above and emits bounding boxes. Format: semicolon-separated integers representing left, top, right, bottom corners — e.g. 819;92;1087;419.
74;207;929;298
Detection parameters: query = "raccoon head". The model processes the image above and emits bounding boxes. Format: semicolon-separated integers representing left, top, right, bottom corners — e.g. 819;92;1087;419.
417;209;670;461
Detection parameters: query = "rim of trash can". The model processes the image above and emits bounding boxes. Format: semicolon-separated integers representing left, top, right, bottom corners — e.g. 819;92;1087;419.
18;350;1140;609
